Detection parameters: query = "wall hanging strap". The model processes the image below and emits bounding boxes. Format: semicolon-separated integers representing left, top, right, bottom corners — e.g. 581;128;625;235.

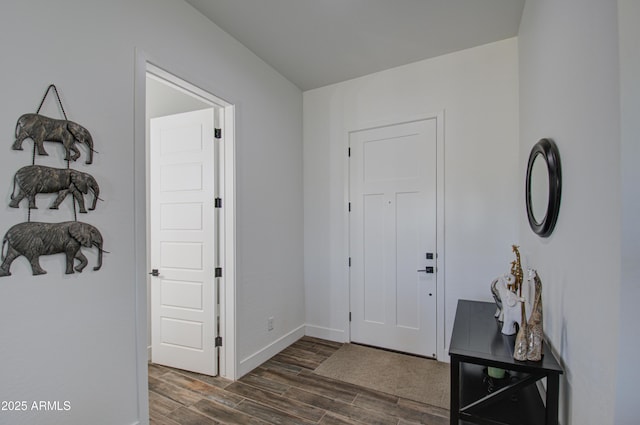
36;84;68;119
27;84;76;220
31;85;72;170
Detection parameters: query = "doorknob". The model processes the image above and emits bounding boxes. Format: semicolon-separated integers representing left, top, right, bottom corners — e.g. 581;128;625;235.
417;267;434;273
149;269;159;277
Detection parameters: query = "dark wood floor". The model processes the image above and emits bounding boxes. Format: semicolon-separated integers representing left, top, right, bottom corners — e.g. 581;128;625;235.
149;336;449;425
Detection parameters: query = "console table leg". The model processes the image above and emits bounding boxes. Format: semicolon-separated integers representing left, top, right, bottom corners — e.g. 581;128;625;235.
546;373;560;425
450;358;460;425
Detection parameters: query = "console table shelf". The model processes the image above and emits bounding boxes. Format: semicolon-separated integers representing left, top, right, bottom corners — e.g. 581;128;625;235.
449;300;563;425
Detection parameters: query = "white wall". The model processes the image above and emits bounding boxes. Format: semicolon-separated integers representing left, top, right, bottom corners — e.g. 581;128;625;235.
616;0;640;423
303;38;520;356
0;1;303;424
518;1;622;424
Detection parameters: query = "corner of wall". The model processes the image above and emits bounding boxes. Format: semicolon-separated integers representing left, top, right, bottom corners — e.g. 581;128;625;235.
237;325;305;377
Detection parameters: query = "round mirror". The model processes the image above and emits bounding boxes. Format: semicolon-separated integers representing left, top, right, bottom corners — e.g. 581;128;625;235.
529;153;550;223
526;138;561;237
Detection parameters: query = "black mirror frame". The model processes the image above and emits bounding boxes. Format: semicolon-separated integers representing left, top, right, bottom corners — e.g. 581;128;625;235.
526;138;562;237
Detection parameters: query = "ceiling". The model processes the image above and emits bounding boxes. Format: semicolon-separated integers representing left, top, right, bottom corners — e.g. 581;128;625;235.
147;76;211;119
184;0;525;91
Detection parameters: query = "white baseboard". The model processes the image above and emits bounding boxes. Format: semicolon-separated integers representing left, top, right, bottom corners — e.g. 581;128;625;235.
304;324;346;343
238;325;305;377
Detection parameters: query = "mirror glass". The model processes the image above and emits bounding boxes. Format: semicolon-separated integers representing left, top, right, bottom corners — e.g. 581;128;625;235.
530;153;549;224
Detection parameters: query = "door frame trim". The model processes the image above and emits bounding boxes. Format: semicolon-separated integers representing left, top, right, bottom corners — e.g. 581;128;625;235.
133;50;237;391
346;112;445;361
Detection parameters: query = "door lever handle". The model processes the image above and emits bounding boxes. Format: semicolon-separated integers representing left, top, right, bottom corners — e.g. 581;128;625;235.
417;267;434;274
149;269;159;277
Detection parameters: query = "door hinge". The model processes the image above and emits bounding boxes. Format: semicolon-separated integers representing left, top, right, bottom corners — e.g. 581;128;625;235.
348;257;351;267
215;336;223;347
215;267;222;278
348;147;351;157
349;312;352;322
348;202;351;212
215;197;222;208
214;128;222;139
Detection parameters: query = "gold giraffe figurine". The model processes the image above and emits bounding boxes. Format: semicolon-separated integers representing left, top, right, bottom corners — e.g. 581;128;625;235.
511;244;529;361
509;261;518;292
512;245;523;296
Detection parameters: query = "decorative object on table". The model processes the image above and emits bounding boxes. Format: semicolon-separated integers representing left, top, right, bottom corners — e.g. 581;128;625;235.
526;268;544;361
490;245;527;335
512;255;531;361
491;273;517;321
13;113;95;164
490;276;503;319
482;367;511;394
526;138;562;237
487;367;506;379
513;308;529;361
9;165;100;213
0;221;104;276
0;84;105;278
493;274;522;335
511;245;524;295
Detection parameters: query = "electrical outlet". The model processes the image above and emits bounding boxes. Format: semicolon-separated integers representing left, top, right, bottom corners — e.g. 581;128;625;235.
267;317;274;331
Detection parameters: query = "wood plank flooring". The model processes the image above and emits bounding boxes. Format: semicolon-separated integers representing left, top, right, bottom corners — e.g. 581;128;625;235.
149;336;449;425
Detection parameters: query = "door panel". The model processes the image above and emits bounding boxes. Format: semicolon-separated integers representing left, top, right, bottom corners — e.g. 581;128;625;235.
160;280;203;310
161;163;203;191
160;318;203;350
160;203;203;230
396;191;421;330
363;194;386;324
350;119;437;357
150;108;218;376
160;242;203;270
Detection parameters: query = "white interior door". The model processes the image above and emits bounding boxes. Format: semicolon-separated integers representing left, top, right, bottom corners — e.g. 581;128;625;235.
350;119;438;358
150;108;218;375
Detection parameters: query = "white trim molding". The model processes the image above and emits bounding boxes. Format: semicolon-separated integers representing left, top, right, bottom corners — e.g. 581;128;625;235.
238;325;306;377
305;324;347;343
134;52;238;418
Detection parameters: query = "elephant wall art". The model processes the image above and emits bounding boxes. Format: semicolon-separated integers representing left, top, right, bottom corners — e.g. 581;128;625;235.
13;113;95;164
9;165;100;213
0;221;104;276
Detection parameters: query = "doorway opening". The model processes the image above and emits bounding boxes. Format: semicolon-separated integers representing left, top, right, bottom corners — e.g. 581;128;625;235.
144;63;236;379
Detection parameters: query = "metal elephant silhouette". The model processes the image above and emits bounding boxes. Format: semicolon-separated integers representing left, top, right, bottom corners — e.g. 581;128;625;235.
0;221;104;276
13;113;95;164
9;165;100;213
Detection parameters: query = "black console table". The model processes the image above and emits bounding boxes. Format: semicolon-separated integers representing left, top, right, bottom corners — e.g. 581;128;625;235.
449;300;563;425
